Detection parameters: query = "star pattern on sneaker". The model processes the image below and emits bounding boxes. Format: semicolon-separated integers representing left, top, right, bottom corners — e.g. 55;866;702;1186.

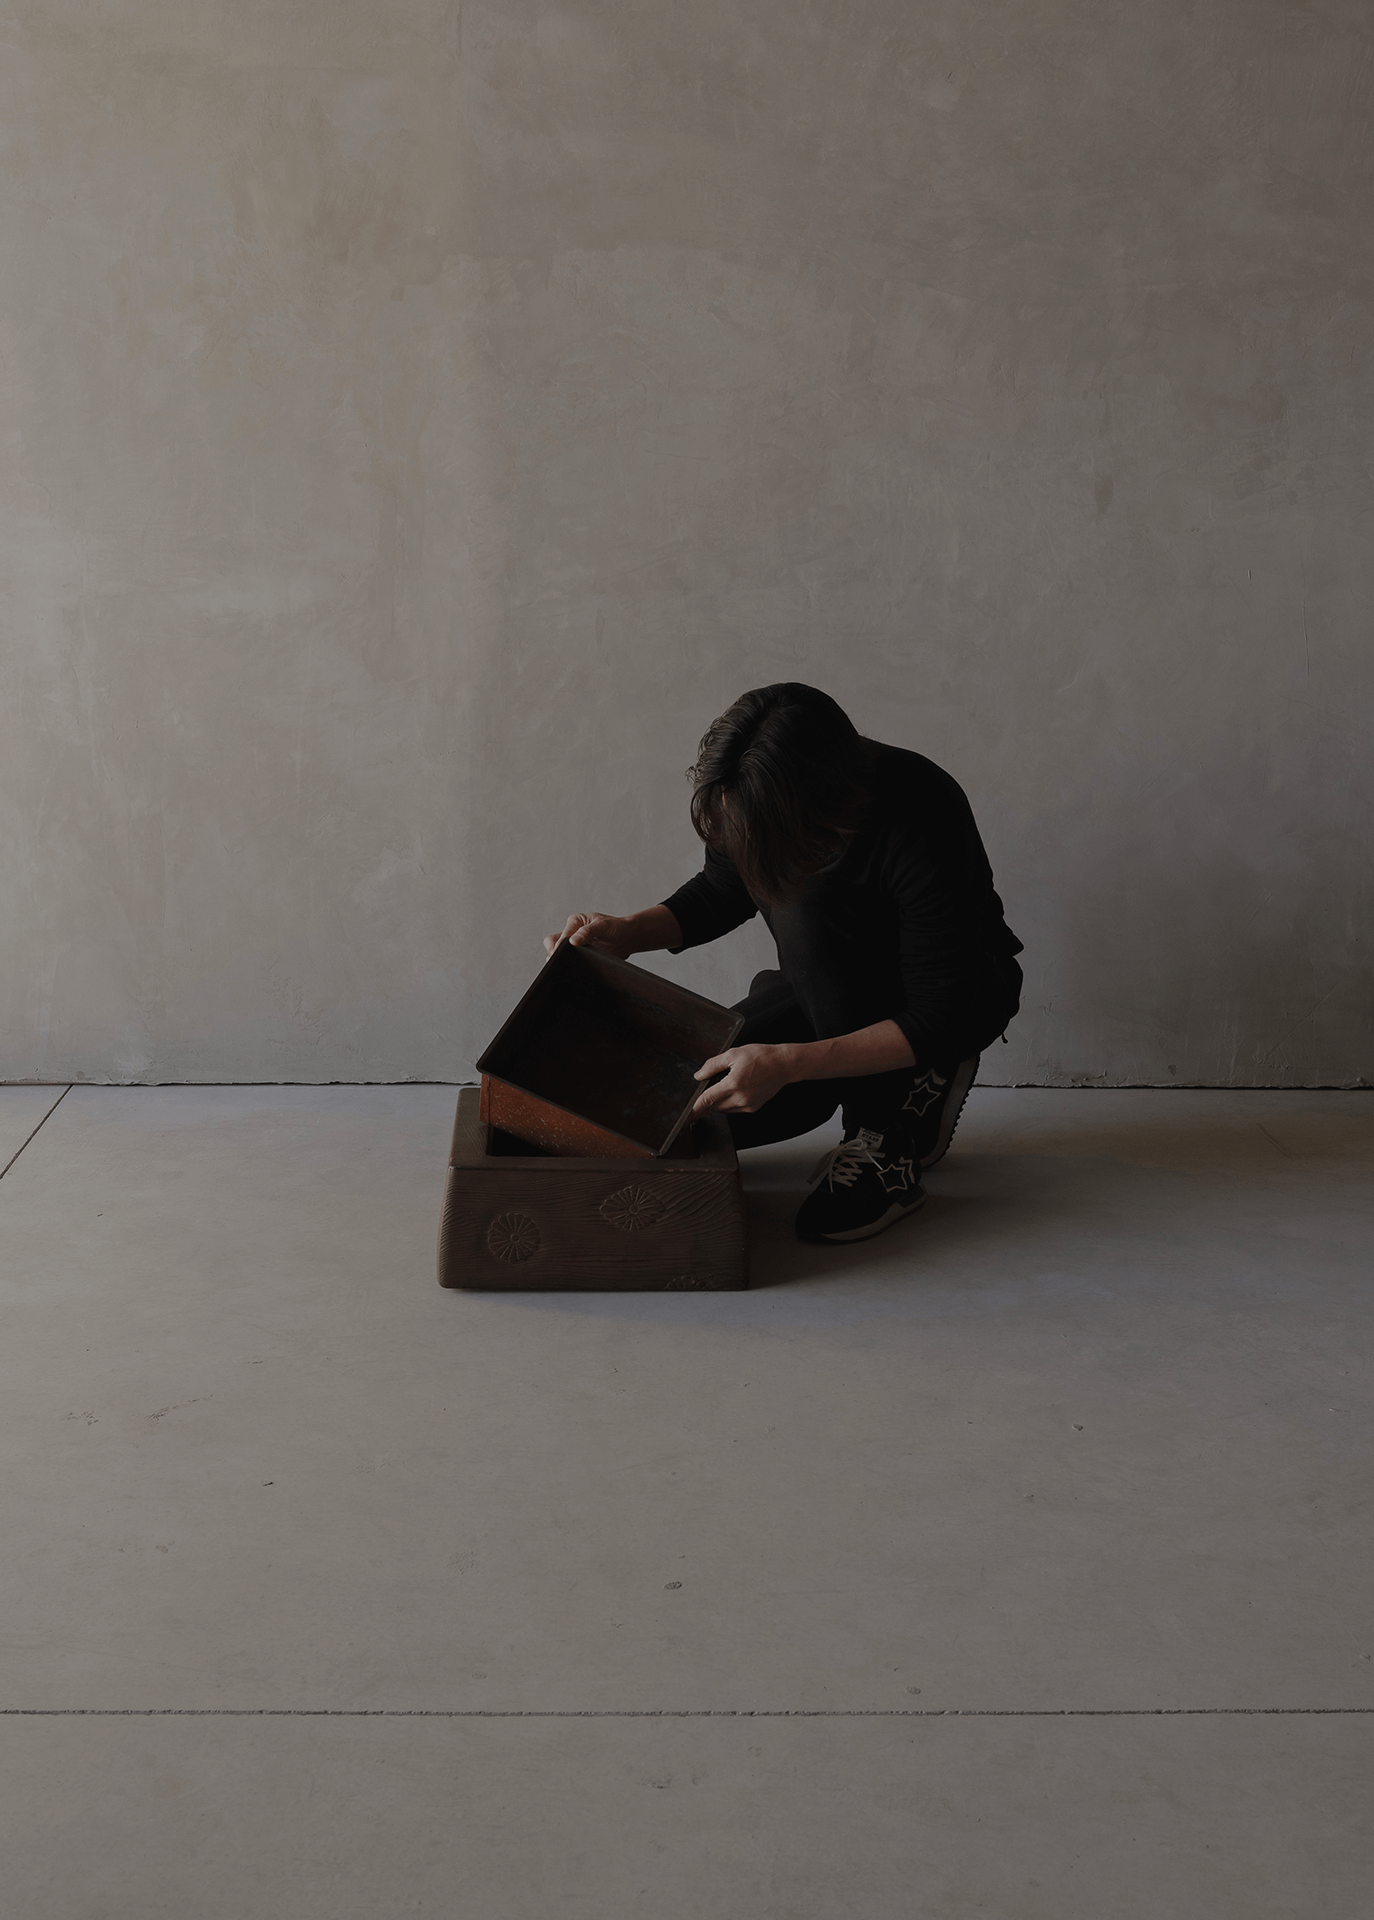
901;1069;948;1119
876;1155;916;1194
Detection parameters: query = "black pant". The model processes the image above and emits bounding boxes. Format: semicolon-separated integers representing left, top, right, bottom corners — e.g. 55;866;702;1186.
726;893;1022;1151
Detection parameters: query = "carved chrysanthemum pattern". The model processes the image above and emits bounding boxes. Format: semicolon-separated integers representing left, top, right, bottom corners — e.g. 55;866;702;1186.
486;1211;541;1262
599;1185;665;1233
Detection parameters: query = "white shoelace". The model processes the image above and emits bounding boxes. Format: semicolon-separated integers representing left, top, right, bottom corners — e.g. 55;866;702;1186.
809;1128;885;1189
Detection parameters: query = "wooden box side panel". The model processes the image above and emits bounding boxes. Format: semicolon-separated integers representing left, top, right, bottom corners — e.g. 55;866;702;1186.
437;1167;747;1292
451;1084;487;1164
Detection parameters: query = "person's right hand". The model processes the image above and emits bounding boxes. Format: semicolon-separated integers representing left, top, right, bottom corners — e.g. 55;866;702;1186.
543;913;637;961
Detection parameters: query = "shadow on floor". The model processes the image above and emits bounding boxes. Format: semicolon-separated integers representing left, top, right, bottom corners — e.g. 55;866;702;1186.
741;1161;1028;1292
470;1096;1369;1313
734;1100;1366;1291
757;1194;984;1287
944;1095;1374;1172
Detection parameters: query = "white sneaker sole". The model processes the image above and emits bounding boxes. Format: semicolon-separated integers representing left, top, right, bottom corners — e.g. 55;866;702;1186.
806;1190;928;1243
919;1054;980;1169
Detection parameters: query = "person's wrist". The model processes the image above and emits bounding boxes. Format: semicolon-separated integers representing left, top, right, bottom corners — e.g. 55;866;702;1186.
622;905;679;957
774;1040;810;1083
620;911;654;956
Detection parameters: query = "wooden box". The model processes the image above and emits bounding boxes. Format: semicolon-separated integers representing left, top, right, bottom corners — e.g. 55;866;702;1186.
437;1087;748;1291
475;942;744;1159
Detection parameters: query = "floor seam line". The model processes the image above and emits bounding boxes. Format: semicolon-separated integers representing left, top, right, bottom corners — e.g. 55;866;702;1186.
3;1708;1371;1719
0;1085;73;1181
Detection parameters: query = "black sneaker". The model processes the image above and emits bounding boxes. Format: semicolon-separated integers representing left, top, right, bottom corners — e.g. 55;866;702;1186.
901;1056;980;1169
793;1125;927;1243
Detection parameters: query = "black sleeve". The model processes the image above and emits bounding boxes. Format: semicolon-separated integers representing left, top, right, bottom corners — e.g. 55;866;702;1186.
881;767;1022;1059
660;846;759;951
887;836;977;1061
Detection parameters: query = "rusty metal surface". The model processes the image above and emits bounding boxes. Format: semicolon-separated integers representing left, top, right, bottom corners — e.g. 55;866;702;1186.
480;1074;653;1160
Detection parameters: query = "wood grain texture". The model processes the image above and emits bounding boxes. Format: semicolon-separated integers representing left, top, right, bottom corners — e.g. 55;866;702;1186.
438;1089;747;1290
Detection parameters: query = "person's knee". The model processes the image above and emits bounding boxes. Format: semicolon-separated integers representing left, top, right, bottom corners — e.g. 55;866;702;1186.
727;1082;841;1151
732;972;815;1050
732;968;792;1015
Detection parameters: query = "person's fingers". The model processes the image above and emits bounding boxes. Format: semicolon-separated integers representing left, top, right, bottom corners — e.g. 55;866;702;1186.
546;914;583;954
697;1087;756;1115
693;1066;744;1114
694;1053;732;1082
571;913;623;949
545;913;594;956
694;1087;729;1114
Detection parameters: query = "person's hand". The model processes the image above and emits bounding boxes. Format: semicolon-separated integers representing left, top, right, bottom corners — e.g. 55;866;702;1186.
692;1044;795;1116
544;912;637;961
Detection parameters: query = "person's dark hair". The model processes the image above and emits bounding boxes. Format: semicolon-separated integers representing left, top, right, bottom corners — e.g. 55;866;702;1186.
687;684;872;902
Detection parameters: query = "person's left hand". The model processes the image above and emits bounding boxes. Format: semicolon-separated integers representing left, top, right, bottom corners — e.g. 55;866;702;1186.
692;1044;794;1116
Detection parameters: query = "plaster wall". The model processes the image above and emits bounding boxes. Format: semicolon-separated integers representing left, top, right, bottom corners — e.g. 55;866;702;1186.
2;0;1370;1086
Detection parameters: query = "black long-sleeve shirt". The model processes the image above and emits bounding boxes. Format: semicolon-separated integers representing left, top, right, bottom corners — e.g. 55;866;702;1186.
661;741;1022;1062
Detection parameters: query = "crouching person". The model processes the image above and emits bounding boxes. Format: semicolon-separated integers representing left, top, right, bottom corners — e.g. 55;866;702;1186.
546;683;1023;1244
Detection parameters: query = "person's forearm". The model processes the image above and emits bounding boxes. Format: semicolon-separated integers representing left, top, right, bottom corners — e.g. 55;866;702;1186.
620;904;683;954
779;1019;916;1082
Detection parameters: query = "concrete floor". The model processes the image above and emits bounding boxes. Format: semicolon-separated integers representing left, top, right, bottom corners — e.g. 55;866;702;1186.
0;1084;1370;1917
